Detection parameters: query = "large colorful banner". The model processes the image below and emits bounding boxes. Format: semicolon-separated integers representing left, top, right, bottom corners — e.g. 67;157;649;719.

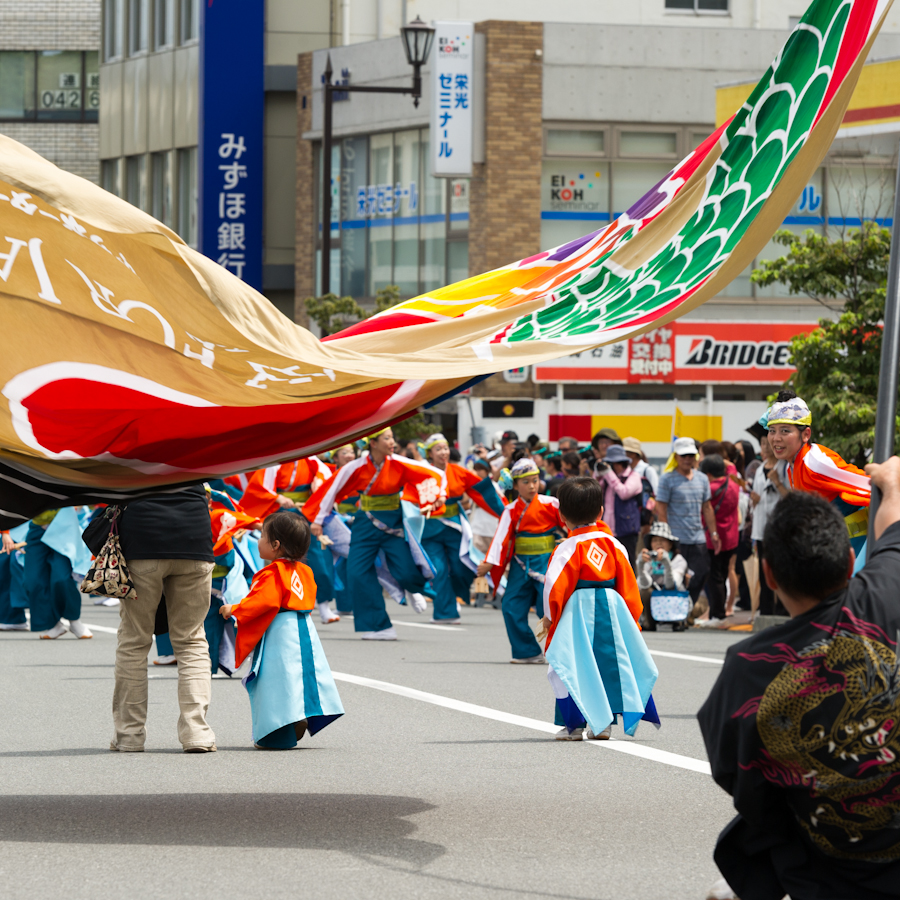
0;0;891;526
532;321;819;384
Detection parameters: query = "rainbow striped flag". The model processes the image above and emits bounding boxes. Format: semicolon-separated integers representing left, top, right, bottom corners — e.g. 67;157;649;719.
0;0;891;525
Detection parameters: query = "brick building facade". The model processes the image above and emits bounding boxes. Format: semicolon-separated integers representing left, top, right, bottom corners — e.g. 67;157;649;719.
468;21;543;279
0;0;100;184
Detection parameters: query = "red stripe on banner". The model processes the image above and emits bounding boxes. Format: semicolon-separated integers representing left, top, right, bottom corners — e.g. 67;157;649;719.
322;312;438;341
21;378;404;470
548;415;593;442
816;0;877;127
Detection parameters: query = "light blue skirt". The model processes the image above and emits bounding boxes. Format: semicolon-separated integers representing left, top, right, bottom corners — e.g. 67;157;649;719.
546;588;659;736
243;610;344;746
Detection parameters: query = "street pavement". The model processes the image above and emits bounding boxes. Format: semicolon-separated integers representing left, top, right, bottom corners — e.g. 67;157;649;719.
0;601;746;900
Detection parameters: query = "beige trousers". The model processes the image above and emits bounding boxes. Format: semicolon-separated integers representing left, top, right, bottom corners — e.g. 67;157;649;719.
112;558;216;750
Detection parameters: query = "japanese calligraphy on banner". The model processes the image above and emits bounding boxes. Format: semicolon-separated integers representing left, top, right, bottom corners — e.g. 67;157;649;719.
430;21;473;178
532;322;818;385
199;0;264;290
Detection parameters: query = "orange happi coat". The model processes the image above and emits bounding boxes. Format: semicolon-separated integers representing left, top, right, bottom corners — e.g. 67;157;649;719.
232;558;317;667
402;461;505;517
786;442;870;507
303;452;446;524
241;457;334;520
541;524;642;649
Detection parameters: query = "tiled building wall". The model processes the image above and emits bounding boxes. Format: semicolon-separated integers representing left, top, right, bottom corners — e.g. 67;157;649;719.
0;0;100;183
0;122;99;183
0;0;100;50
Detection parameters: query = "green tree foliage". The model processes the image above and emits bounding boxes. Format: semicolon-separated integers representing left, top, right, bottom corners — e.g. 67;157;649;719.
303;293;366;336
371;284;402;316
303;285;403;335
390;411;428;446
750;221;894;468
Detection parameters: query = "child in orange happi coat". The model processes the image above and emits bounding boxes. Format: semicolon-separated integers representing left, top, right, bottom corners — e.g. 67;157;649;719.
220;511;344;749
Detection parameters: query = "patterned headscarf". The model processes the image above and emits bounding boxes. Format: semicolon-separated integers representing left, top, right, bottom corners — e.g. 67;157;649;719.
766;397;812;427
509;457;540;480
425;433;448;450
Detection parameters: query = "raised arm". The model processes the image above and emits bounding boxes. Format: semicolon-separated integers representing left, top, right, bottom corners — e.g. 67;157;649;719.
866;456;900;542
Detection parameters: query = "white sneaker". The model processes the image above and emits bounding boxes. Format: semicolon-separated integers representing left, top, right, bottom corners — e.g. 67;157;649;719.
431;617;461;625
67;619;93;639
0;622;28;631
153;655;177;665
408;592;428;614
361;627;397;641
510;654;545;664
99;597;120;607
318;602;340;624
697;617;723;629
39;621;67;640
586;725;612;740
554;727;584;741
705;877;737;900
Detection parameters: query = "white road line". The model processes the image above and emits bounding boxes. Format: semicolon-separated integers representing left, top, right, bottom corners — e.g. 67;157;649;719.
650;649;724;666
393;620;466;631
79;621;119;635
332;670;711;775
82;620;710;773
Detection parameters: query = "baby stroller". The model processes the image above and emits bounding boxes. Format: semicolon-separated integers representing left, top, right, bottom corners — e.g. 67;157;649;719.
649;589;692;632
640;521;690;632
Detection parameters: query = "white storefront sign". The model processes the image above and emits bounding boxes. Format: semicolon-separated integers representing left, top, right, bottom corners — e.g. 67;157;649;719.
430;21;473;178
503;366;530;384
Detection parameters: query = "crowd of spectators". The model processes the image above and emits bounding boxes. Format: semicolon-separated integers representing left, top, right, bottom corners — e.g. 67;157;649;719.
442;421;787;629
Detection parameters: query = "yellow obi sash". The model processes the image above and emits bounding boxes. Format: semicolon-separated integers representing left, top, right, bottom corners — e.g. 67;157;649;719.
844;506;868;540
283;487;311;503
360;493;401;512
515;533;556;555
337;500;359;514
433;502;460;519
212;564;231;580
32;509;59;527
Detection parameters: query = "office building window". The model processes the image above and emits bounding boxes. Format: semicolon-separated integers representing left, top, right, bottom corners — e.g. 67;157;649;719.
177;147;197;246
101;159;121;197
316;127;469;300
180;0;200;44
154;0;175;50
0;52;35;119
128;0;149;56
103;0;125;61
37;51;85;122
151;150;173;227
0;51;98;122
125;154;147;211
545;129;606;157
665;0;729;11
619;130;678;157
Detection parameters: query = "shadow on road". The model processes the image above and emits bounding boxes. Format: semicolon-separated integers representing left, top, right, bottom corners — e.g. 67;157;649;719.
0;793;445;866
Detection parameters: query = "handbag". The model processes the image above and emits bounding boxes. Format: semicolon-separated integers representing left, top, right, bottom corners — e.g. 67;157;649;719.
80;506;137;600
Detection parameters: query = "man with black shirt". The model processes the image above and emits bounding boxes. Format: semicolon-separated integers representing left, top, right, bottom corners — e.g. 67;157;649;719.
698;458;900;900
110;486;217;753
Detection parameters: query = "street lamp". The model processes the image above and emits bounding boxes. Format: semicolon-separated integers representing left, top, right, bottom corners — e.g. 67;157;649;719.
319;17;435;301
